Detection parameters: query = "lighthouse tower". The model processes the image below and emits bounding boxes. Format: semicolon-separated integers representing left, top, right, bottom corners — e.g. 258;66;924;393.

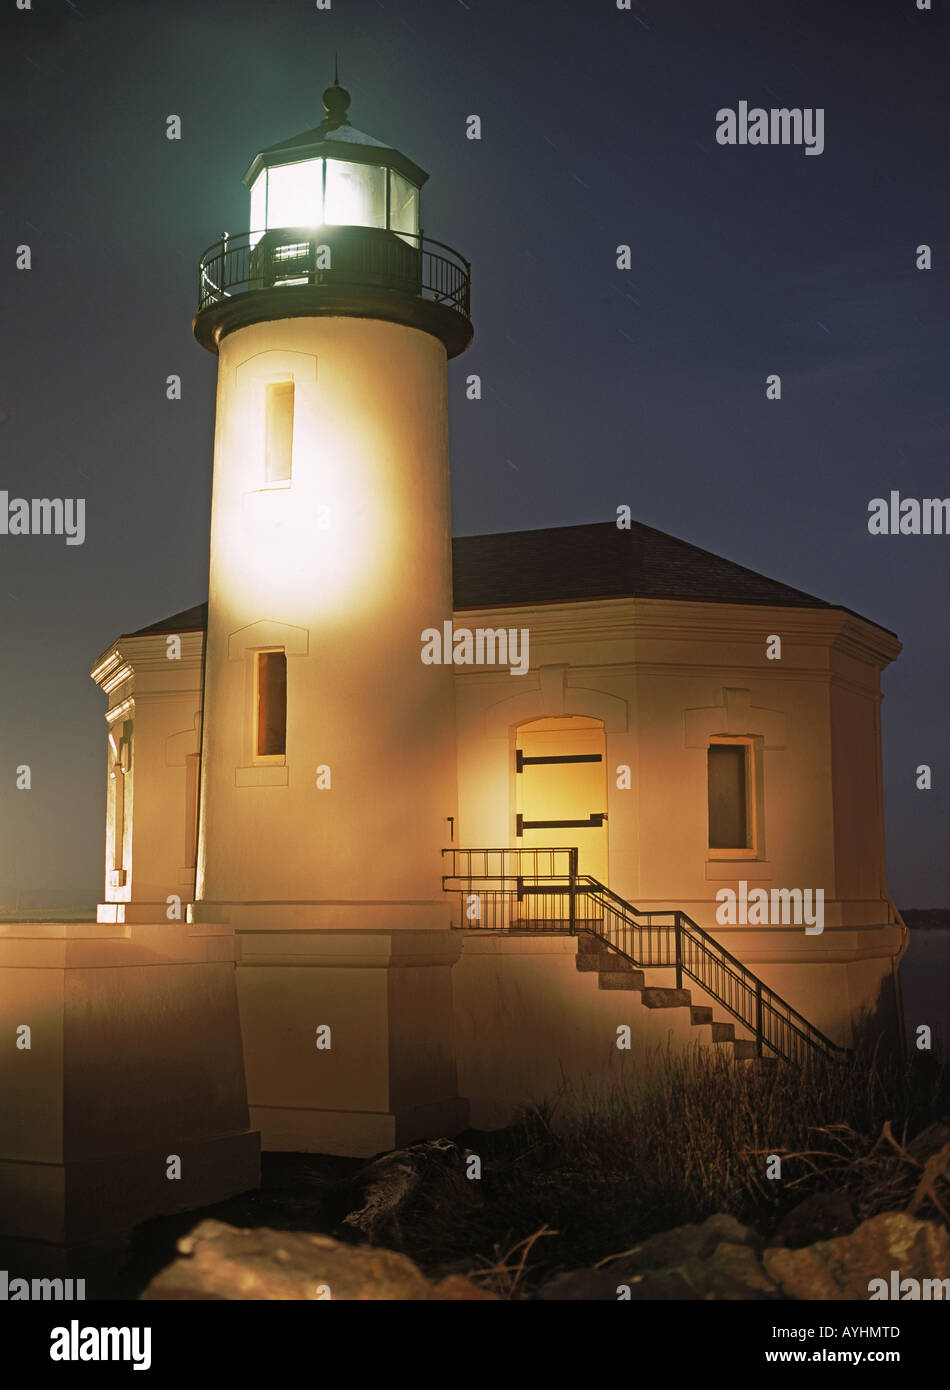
192;78;472;1156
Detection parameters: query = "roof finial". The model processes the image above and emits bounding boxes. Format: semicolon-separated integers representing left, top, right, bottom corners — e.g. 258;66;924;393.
321;56;351;132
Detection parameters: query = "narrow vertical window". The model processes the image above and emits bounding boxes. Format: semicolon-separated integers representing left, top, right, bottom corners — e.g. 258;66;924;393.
111;761;125;872
185;753;200;869
256;650;287;758
109;726;131;878
707;743;750;850
265;380;294;484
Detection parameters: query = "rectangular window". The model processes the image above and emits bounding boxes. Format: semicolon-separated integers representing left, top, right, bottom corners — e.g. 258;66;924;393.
707;742;751;850
185;753;200;870
273;242;310;262
271;244;311;289
256;650;287;759
265;380;294;484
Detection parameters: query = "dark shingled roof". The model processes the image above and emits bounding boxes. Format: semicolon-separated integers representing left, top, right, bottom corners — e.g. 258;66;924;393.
124;519;888;638
451;520;828;610
127;601;209;637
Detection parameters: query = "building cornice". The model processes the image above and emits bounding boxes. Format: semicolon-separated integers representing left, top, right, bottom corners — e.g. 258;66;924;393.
90;631;206;692
451;597;901;669
105;697;135;726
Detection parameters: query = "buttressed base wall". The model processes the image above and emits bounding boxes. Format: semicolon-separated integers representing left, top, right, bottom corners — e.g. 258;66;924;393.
0;920;259;1279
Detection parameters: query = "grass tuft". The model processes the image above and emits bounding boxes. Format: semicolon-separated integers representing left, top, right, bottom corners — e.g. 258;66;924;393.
387;1039;949;1295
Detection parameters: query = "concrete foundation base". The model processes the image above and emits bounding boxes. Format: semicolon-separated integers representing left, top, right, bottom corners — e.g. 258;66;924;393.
453;931;701;1130
0;1130;260;1246
250;1098;470;1158
235;928;468;1157
0;919;260;1268
451;927;904;1130
0;1229;133;1294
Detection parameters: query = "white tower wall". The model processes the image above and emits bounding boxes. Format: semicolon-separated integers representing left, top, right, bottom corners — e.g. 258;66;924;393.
195;314;458;933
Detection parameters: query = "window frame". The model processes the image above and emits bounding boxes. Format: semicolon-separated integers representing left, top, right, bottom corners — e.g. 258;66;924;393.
252;647;288;766
264;378;295;487
706;736;758;860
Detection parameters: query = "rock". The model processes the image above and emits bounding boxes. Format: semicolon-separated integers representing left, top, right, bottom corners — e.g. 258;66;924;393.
763;1211;950;1300
539;1214;779;1301
602;1212;760;1270
618;1242;779;1301
430;1274;497;1301
140;1218;494;1301
335;1138;462;1240
540;1207;950;1302
770;1191;856;1248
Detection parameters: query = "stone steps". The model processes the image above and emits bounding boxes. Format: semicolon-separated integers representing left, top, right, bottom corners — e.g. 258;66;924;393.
574;931;758;1063
641;986;692;1009
598;969;646;990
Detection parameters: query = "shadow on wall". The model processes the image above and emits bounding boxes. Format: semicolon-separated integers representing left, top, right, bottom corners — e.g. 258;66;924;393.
850;976;909;1066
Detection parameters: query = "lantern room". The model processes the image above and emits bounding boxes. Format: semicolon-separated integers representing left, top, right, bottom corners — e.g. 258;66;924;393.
243;79;426;245
193;75;472;359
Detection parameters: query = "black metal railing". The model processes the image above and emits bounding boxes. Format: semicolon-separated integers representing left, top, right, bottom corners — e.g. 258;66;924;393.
442;847;848;1065
196;226;470;317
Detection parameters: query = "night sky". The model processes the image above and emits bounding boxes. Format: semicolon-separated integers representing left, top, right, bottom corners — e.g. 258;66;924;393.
0;0;947;907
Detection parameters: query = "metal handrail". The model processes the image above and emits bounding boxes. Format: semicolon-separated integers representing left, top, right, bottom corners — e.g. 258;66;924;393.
584;878;845;1061
195;227;471;316
442;847;848;1064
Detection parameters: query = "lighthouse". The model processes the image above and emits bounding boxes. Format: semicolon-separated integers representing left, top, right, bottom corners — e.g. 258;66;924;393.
191;76;473;1155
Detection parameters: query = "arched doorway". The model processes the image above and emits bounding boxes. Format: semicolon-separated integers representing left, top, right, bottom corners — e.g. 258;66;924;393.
514;715;608;883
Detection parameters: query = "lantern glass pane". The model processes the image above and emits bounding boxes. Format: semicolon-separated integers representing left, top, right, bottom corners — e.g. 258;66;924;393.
389;170;419;239
325;160;386;228
249;172;266;247
266;159;323;230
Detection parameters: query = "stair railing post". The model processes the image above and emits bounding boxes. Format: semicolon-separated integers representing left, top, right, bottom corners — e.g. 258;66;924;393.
569;848;577;935
755;979;764;1057
674;913;682;990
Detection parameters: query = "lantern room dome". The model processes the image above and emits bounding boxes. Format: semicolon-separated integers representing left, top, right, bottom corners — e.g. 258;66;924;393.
245;88;426;181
